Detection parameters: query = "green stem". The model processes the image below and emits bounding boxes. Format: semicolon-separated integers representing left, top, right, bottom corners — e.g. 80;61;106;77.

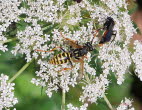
62;90;66;110
104;95;114;110
41;24;53;31
0;38;17;44
84;73;91;84
8;60;32;83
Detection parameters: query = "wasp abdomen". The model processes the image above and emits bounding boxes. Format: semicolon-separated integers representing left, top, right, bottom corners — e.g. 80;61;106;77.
48;52;71;65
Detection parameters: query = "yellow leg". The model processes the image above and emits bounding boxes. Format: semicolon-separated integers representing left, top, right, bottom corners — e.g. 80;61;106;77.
60;32;82;48
98;44;104;47
79;59;84;79
92;30;99;37
58;67;74;72
35;46;64;52
83;55;88;59
91;29;102;44
72;58;84;79
60;32;76;43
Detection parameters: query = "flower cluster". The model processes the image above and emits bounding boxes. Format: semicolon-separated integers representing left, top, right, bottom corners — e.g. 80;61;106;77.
99;44;131;85
0;74;18;110
67;103;88;110
31;59;80;97
117;98;134;110
0;0;21;52
0;0;138;109
132;40;142;81
100;0;127;13
22;0;135;107
79;74;109;103
12;25;50;62
23;0;60;23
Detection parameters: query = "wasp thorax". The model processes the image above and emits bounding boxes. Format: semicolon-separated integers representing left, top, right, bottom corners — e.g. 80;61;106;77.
85;42;93;51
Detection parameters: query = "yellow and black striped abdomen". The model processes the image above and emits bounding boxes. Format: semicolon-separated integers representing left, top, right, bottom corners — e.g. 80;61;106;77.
48;52;71;65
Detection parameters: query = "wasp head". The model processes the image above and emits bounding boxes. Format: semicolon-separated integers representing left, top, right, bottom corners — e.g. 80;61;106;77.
104;17;115;30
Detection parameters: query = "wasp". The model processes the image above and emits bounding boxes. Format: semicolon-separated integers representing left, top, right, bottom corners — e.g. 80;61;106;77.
99;17;116;44
36;31;99;79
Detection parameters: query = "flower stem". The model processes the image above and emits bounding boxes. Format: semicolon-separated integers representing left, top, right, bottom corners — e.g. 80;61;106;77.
0;38;17;44
104;95;114;110
84;73;91;84
8;60;32;83
62;90;66;110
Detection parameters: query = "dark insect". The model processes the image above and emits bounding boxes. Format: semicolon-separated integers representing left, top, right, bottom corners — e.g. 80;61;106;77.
99;17;116;44
36;31;99;79
73;0;82;3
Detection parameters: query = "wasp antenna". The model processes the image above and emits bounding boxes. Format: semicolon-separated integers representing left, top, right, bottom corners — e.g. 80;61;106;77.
35;49;49;52
110;13;119;18
110;13;114;17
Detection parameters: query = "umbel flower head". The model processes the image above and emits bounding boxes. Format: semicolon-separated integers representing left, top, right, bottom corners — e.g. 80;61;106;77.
132;40;142;81
117;98;134;110
0;0;21;53
0;0;137;109
24;0;136;107
67;103;88;110
0;74;18;110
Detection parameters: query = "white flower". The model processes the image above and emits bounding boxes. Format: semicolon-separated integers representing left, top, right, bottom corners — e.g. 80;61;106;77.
0;0;137;109
99;44;131;85
79;74;109;103
31;59;80;97
0;0;21;53
0;74;18;110
67;103;88;110
117;98;135;110
2;0;134;108
132;40;142;81
26;0;136;101
12;25;50;62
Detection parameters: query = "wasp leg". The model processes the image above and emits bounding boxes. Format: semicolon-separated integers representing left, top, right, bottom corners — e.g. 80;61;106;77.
35;46;66;52
69;60;74;67
58;65;74;72
58;67;74;72
92;29;101;37
58;58;74;72
98;43;104;47
112;30;117;35
60;32;82;48
110;30;117;44
91;29;101;44
79;59;84;80
72;57;85;79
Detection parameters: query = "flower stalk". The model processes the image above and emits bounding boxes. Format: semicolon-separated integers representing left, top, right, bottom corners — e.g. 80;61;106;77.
8;60;33;83
104;95;114;110
62;90;66;110
0;38;17;44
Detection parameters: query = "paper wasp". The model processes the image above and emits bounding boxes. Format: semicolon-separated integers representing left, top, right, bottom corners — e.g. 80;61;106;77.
36;31;99;79
99;17;116;45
